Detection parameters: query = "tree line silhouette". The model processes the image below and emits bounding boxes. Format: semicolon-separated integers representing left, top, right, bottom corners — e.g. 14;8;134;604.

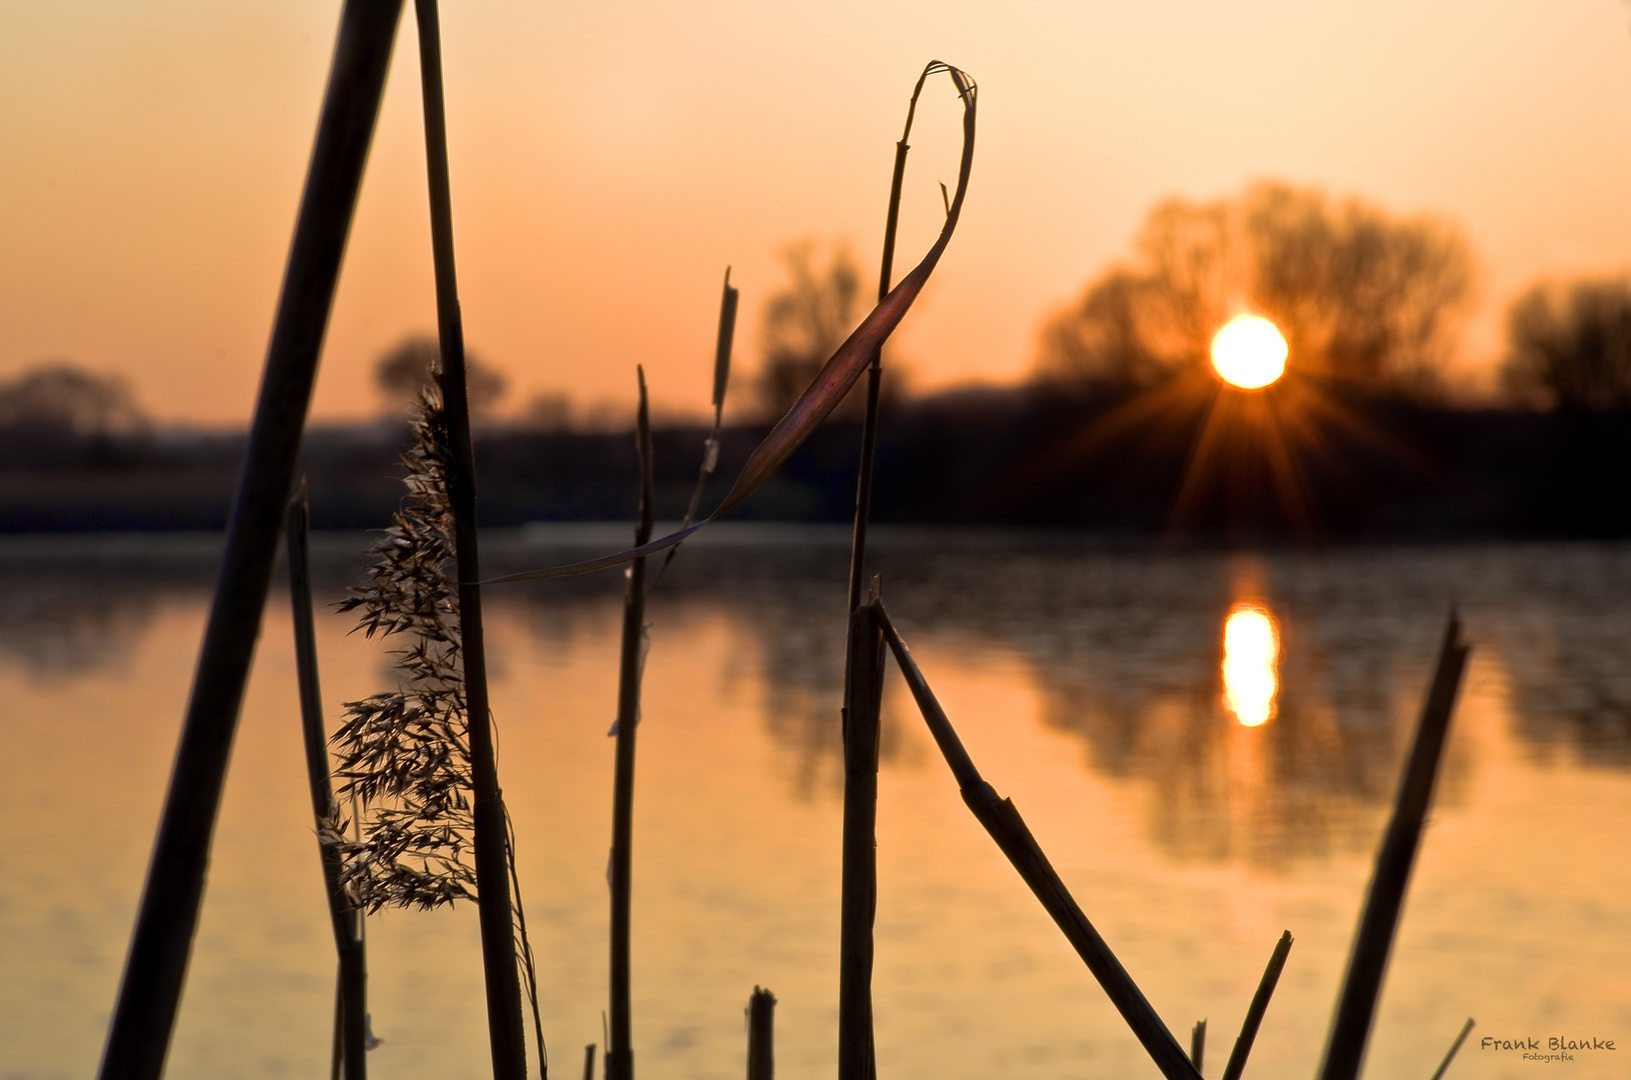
3;182;1625;537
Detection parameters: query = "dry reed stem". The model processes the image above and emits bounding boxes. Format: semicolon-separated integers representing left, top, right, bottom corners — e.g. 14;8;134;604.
654;269;737;585
1317;616;1470;1080
607;368;654;1080
97;4;403;1077
1219;931;1293;1080
747;987;777;1080
839;582;885;1080
287;486;368;1079
1191;1020;1206;1074
410;0;528;1072
1429;1019;1476;1080
874;599;1202;1080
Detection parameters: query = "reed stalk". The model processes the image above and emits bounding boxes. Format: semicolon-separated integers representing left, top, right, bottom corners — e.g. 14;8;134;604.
839;579;886;1080
654;269;736;584
1317;616;1470;1080
607;368;654;1080
411;1;528;1074
287;486;368;1079
1191;1020;1206;1074
844;60;944;615
873;599;1202;1080
1219;931;1293;1080
97;5;402;1077
1428;1019;1475;1080
582;1045;596;1080
747;987;777;1080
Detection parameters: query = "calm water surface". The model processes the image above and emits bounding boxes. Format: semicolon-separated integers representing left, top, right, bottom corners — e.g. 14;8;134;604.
1;529;1627;1080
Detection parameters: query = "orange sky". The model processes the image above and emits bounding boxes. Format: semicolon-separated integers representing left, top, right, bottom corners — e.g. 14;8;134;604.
1;1;1627;425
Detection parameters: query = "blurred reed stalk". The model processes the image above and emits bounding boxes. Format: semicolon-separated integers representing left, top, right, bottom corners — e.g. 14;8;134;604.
747;987;777;1080
286;485;369;1080
655;269;737;584
606;368;654;1080
873;599;1202;1080
582;1045;596;1080
97;4;403;1077
1219;931;1293;1080
1317;616;1470;1080
834;63;962;1080
411;0;529;1074
1429;1019;1476;1080
1190;1020;1206;1074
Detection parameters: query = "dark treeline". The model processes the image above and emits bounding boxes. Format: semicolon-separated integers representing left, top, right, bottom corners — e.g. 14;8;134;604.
3;383;1624;540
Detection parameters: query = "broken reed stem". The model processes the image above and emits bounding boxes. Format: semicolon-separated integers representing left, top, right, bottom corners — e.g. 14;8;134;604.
1191;1020;1206;1074
654;268;737;586
607;368;654;1080
96;5;402;1078
287;487;368;1080
747;987;777;1080
581;1045;596;1080
1428;1019;1475;1080
873;599;1201;1080
838;582;886;1080
1317;616;1470;1080
1219;931;1293;1080
412;0;527;1075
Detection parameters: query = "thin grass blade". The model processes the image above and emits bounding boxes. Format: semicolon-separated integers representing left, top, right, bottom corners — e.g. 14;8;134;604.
1317;616;1471;1080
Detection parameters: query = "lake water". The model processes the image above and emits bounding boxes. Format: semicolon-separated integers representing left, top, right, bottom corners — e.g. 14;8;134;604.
1;528;1627;1080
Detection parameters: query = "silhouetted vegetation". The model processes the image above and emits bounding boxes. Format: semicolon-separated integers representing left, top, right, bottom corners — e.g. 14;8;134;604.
0;362;149;469
375;334;508;416
1502;273;1631;412
1039;182;1474;401
751;240;910;422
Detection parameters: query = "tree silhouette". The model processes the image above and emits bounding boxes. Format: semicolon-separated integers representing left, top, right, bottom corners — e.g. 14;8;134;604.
1039;183;1474;399
0;362;146;438
753;240;865;421
1502;275;1631;412
375;334;507;416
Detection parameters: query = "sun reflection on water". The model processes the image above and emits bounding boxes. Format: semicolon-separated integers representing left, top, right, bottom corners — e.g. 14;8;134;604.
1222;602;1279;727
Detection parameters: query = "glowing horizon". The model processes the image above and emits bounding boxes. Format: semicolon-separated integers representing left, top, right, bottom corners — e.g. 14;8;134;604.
1;1;1627;424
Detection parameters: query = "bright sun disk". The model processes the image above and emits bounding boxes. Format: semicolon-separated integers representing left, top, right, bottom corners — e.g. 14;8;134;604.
1211;315;1288;389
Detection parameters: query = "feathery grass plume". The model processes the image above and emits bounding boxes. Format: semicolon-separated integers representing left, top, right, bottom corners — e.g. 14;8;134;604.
329;387;478;912
873;599;1202;1080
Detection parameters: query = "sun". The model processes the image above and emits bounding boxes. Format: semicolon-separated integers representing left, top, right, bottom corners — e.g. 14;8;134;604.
1211;315;1288;389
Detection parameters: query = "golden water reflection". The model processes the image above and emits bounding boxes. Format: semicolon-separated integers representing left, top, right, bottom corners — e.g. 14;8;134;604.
1221;602;1279;726
2;534;1629;1079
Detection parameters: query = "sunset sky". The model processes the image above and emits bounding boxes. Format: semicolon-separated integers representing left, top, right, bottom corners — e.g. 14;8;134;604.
2;1;1627;425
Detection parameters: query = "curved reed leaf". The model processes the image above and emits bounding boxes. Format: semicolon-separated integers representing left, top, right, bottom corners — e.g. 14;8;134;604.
481;62;977;585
